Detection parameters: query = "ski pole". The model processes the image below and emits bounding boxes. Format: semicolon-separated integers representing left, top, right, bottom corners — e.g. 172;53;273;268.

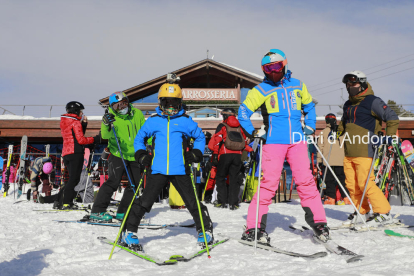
108;120;142;260
312;141;371;231
254;139;264;253
201;170;211;201
358;132;383;214
320;142;333;197
82;147;95;206
108;168;146;260
189;163;211;258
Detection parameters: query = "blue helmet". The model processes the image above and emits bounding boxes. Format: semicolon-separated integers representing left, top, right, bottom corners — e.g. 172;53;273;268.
261;49;288;75
109;91;130;114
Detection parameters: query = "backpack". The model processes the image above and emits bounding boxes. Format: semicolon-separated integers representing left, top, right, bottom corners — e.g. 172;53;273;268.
222;123;245;151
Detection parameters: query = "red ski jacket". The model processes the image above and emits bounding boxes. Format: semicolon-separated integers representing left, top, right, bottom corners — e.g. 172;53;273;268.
208;116;252;156
60;113;94;157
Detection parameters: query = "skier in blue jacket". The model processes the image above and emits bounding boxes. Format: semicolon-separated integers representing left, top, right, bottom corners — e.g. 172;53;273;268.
121;81;213;251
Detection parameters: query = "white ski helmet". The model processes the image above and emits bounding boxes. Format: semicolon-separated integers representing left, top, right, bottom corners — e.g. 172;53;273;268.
342;70;367;85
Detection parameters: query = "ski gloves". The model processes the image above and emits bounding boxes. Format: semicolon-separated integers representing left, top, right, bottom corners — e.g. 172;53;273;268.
303;125;315;135
135;150;153;167
103;113;116;126
184;149;203;164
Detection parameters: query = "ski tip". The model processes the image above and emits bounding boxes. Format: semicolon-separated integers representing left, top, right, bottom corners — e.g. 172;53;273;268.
163;260;178;265
346;255;364;263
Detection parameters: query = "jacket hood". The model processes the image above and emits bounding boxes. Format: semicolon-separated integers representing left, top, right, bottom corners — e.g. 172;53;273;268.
263;70;292;87
224;115;240;127
349;82;374;104
155;106;185;118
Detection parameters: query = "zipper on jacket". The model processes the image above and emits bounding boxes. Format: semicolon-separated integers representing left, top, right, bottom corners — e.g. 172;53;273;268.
167;116;170;175
285;89;292;144
127;125;131;141
269;116;272;137
128;119;135;140
281;93;285;109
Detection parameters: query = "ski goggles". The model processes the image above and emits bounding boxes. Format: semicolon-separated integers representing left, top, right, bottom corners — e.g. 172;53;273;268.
160;97;182;107
262;60;287;74
342;74;359;84
111;98;129;111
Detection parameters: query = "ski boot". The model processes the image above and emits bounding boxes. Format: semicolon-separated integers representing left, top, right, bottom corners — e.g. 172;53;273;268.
89;212;113;223
365;213;396;228
115;213;124;220
214;201;227;208
323;197;335;205
204;191;213;204
342;211;370;227
60;203;79;210
229;204;240;210
197;230;214;247
241;228;270;245
312;224;331;243
120;231;142;252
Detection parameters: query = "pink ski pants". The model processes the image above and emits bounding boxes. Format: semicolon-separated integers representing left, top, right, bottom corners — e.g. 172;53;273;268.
246;142;327;230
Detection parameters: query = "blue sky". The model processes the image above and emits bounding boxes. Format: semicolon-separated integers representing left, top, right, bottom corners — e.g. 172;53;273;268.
0;0;413;117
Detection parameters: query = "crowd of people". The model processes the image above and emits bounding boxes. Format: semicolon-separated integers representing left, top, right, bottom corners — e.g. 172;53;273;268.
7;48;402;250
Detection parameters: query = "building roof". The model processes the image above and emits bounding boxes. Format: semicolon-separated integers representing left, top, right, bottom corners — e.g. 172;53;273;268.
99;59;263;105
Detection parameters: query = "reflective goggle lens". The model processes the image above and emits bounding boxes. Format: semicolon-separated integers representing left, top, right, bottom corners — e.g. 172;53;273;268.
345;76;358;84
262;61;285;74
112;98;128;111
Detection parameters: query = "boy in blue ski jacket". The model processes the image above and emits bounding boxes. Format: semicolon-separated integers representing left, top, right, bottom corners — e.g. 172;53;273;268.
122;81;213;250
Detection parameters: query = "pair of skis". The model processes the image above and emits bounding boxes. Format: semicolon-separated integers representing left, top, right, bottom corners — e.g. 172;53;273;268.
288;224;364;263
98;237;229;265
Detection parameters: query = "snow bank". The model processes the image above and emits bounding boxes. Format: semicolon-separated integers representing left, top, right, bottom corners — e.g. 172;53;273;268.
1;186;414;275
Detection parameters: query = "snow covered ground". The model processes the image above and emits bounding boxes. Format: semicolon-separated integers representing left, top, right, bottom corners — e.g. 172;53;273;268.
1;189;414;276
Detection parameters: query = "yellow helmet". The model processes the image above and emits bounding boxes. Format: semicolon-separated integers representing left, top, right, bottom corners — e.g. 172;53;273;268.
158;83;182;99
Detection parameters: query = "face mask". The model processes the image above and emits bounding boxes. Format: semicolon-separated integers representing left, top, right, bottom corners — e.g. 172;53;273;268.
347;86;362;97
118;107;128;115
163;106;178;116
266;71;284;83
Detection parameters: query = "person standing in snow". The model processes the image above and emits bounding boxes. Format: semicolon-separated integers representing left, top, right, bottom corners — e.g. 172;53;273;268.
208;108;252;210
238;49;330;244
89;92;146;222
339;71;399;227
59;101;99;210
317;113;350;205
121;81;213;250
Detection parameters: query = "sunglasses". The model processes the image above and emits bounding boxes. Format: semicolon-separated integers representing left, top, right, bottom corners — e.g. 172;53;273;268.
112;98;129;111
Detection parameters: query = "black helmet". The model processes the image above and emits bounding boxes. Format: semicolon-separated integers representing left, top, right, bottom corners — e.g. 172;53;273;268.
66;101;85;116
221;108;236;121
325;113;336;126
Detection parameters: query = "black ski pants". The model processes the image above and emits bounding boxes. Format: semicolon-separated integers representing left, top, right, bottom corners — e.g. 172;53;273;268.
216;153;242;205
62;153;84;205
126;173;213;233
325;166;349;199
92;154;140;214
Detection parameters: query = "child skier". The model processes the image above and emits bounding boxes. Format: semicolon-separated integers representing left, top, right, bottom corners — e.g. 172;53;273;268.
89;92;146;222
60;101;99;209
238;49;329;244
121;81;213;250
30;157;53;202
208;108;252;209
